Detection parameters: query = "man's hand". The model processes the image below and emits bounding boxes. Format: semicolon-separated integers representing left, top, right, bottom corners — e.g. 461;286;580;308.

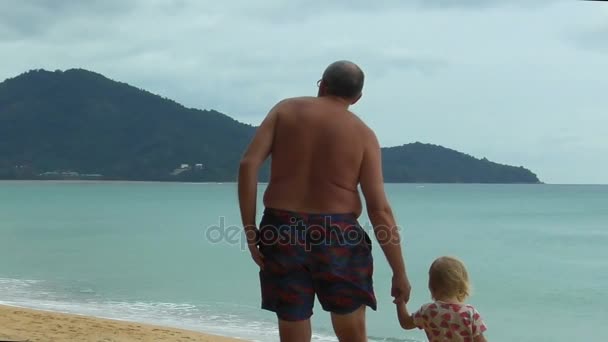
391;273;412;304
248;243;264;270
244;226;264;269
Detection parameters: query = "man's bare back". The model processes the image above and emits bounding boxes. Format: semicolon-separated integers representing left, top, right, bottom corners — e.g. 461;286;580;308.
263;96;371;216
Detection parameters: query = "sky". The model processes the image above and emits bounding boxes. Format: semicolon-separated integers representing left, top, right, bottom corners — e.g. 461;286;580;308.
0;0;606;184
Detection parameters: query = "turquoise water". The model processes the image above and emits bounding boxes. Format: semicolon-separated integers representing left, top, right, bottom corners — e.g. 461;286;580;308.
0;181;606;341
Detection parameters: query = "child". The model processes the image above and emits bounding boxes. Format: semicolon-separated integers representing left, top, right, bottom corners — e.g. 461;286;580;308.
396;256;488;342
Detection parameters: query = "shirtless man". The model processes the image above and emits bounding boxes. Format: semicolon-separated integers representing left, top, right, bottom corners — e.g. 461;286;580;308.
238;60;411;342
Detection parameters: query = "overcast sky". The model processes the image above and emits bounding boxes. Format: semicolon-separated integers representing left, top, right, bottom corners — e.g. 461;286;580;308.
1;0;606;183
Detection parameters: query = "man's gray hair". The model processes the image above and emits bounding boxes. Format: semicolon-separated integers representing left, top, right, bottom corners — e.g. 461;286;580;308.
322;61;364;99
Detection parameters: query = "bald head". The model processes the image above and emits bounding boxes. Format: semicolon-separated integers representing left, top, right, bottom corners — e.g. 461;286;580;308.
321;60;364;99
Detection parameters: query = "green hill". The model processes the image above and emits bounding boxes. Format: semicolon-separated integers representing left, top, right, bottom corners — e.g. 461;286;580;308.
382;143;539;183
0;69;540;183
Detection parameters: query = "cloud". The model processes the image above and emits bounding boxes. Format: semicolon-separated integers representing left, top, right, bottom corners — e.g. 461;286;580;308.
0;0;564;41
572;25;608;52
562;0;607;54
412;0;564;10
270;0;565;15
0;0;607;183
0;0;134;39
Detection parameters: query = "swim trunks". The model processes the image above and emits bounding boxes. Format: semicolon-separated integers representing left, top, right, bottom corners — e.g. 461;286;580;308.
257;208;377;321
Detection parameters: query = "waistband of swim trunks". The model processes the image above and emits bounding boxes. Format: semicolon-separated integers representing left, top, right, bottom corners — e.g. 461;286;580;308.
263;207;358;223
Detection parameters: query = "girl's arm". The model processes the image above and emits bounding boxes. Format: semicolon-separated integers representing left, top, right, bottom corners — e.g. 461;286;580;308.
396;302;417;330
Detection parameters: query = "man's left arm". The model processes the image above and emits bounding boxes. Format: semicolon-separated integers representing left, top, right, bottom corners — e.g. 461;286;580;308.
237;103;281;267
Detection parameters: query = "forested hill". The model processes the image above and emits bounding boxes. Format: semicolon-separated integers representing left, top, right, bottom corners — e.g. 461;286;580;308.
0;69;540;183
382;143;539;183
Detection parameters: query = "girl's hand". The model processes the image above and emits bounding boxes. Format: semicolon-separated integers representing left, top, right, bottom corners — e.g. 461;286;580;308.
395;301;416;330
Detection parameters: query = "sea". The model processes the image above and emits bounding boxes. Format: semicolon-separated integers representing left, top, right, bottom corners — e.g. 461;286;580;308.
0;181;606;342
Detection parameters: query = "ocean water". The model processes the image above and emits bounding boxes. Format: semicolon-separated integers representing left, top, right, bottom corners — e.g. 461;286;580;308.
0;181;606;342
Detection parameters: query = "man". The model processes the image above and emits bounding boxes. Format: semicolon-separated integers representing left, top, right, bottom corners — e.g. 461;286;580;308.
238;60;410;342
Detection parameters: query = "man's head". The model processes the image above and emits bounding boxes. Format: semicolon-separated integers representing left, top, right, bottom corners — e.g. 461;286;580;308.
318;60;364;104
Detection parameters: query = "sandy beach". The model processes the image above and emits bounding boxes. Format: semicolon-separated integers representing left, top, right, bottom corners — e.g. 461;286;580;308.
0;305;244;342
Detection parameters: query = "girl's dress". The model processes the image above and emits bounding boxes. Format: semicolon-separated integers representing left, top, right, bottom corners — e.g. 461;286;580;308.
412;301;487;342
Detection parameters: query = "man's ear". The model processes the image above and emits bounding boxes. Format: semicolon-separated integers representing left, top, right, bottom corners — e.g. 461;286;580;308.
317;81;327;97
351;93;363;105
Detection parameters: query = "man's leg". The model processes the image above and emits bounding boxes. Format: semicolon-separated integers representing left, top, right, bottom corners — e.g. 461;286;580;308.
330;305;367;342
279;319;312;342
313;218;375;342
259;209;315;342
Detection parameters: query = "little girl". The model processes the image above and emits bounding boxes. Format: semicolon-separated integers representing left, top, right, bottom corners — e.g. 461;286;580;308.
396;256;488;342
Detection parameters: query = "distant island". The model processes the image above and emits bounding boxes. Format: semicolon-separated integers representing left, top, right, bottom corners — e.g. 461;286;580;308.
0;69;540;183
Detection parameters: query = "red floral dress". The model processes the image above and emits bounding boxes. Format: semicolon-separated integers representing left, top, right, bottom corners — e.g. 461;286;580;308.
412;301;487;342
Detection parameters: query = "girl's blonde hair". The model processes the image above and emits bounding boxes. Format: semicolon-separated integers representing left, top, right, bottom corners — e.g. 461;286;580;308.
428;256;471;302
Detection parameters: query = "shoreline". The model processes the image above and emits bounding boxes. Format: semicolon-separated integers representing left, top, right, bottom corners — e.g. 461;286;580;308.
0;304;246;342
0;179;563;185
0;179;239;185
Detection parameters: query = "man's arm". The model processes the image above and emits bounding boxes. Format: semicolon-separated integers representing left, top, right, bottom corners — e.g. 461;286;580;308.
238;103;280;267
359;128;411;302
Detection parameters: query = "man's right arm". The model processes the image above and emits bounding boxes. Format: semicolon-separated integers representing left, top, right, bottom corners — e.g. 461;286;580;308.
359;128;411;303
